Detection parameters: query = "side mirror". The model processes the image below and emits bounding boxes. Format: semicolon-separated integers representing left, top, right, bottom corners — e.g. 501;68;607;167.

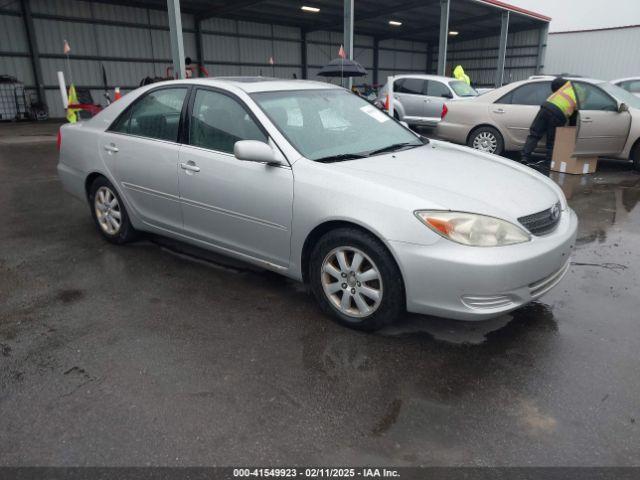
234;140;283;165
619;102;629;113
442;93;454;99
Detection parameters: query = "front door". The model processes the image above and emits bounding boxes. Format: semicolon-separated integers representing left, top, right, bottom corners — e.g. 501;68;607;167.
177;88;294;268
101;86;188;232
573;82;632;156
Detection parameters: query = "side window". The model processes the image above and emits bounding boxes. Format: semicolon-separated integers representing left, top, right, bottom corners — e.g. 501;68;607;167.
189;89;267;153
124;88;187;141
110;108;132;134
498;82;551;106
575;82;618;111
395;78;425;95
624;80;640;93
427;81;452;98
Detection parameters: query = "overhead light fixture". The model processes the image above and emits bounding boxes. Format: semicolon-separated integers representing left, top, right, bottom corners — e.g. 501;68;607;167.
301;6;320;13
389;20;402;26
449;31;459;36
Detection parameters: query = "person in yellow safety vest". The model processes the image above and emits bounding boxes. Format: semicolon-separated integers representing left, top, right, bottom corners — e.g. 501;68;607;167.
66;84;81;123
453;65;471;85
522;77;578;167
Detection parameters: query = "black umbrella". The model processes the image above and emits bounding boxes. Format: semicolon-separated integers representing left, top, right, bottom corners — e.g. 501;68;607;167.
317;58;367;78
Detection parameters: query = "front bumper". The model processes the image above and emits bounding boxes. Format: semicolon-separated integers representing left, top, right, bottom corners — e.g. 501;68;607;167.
390;207;578;320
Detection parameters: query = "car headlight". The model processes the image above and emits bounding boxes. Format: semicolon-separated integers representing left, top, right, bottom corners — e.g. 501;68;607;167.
415;210;531;247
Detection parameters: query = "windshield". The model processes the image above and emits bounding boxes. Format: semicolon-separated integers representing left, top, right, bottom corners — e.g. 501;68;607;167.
251;89;424;161
449;81;478;97
599;82;640;109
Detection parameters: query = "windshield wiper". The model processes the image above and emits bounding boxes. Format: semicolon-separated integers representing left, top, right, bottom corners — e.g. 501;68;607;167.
314;153;369;163
366;142;422;156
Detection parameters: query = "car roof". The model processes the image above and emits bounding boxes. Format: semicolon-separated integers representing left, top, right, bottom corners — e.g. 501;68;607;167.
146;76;342;93
611;77;640;84
391;74;457;83
526;75;605;84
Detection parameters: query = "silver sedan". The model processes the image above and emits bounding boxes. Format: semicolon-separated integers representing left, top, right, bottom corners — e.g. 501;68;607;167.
58;77;577;331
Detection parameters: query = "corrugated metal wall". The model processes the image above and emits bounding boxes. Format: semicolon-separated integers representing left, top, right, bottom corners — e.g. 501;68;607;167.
431;29;542;87
545;27;640;81
0;0;543;117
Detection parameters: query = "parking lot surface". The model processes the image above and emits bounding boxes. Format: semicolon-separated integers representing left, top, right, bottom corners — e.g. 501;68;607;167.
1;122;639;466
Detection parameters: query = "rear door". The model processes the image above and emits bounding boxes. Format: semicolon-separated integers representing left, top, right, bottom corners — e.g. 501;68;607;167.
490;81;552;148
573;81;632;156
101;86;188;232
424;80;452;123
394;78;426;121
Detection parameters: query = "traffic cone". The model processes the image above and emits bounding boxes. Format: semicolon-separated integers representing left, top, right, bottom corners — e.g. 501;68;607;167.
384;93;390;111
114;87;121;101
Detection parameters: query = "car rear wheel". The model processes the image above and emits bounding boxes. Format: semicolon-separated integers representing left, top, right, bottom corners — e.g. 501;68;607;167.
88;177;137;244
309;228;404;331
468;126;504;155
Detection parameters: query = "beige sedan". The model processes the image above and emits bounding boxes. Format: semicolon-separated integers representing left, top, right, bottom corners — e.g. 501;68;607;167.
436;76;640;171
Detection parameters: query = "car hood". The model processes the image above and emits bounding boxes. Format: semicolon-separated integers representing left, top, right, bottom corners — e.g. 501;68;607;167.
328;140;561;221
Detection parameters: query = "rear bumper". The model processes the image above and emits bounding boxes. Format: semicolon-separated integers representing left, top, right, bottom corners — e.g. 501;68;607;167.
57;161;86;201
390;207;578;320
434;121;472;145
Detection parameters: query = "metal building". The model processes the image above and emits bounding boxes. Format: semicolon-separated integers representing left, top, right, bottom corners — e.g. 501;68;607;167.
0;0;550;118
545;25;640;80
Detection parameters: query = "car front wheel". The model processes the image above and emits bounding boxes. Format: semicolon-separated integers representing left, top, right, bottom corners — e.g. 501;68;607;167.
309;228;404;331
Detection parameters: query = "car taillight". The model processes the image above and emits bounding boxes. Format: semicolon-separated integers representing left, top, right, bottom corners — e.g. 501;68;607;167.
441;103;448;120
57;129;62;151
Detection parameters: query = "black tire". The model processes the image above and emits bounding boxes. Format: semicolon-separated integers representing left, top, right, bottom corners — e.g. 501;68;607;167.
88;176;138;244
632;141;640;172
467;126;505;156
309;228;405;331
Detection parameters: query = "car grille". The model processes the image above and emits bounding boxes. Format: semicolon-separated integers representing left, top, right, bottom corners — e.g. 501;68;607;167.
518;202;561;236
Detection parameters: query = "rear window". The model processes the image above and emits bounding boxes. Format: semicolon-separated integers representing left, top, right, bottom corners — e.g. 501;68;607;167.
449;81;477;97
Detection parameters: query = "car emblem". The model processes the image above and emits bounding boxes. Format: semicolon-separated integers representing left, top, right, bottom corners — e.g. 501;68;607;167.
550;203;560;221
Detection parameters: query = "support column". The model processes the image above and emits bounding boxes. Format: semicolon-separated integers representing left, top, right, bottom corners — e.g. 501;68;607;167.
20;0;45;104
195;18;204;76
495;11;509;88
437;0;450;76
167;0;186;79
535;23;549;74
343;0;354;89
373;37;379;85
301;29;308;79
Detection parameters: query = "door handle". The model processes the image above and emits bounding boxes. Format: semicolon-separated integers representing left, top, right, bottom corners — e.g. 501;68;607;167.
581;118;593;123
493;108;505;114
103;144;119;153
180;162;200;173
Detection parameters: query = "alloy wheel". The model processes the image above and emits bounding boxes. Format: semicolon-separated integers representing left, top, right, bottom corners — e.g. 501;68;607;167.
94;186;122;235
320;247;383;318
472;131;498;153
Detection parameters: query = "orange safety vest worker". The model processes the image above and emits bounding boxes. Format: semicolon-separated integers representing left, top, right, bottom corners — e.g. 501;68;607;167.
546;81;577;118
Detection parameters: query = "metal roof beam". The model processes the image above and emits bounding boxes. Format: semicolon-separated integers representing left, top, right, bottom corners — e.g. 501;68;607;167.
197;0;266;21
308;0;438;33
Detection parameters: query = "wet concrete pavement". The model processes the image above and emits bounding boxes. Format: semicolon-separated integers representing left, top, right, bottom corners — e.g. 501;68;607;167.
1;123;639;466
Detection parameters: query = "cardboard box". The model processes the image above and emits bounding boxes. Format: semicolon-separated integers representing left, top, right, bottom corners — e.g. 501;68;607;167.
550;126;598;175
